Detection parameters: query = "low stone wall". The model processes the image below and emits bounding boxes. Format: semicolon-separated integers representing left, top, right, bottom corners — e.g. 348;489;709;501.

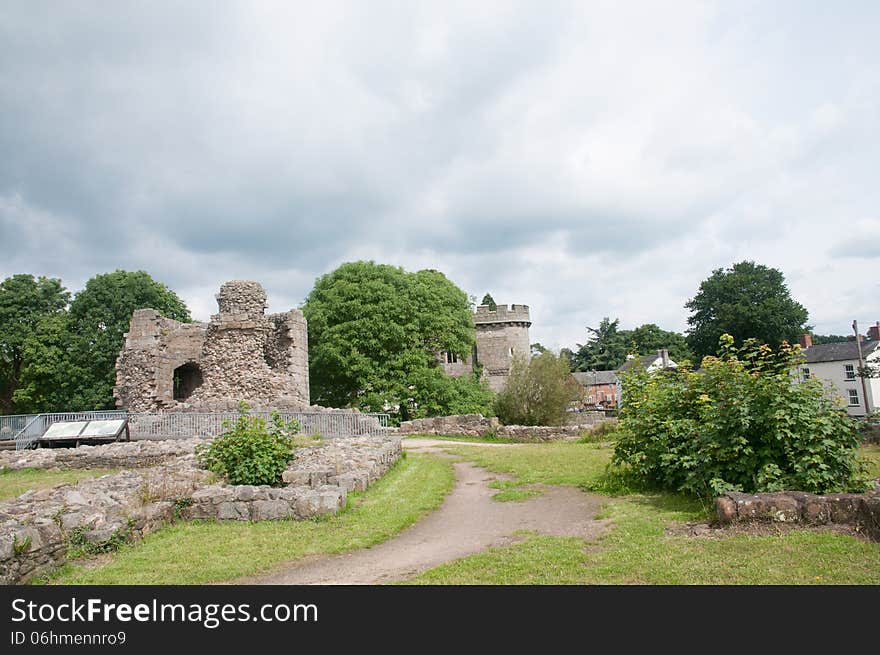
399;414;500;436
0;439;201;471
399;413;608;441
184;437;401;521
0;436;401;584
715;484;880;541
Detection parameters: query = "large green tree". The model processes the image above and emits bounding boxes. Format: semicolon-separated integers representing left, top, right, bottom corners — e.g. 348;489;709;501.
303;261;483;420
0;275;69;414
684;261;809;362
66;270;191;410
626;323;694;365
572;318;693;371
571;317;627;371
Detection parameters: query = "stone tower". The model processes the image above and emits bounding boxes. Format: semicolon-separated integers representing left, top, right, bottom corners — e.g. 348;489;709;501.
440;302;531;392
114;280;310;413
473;304;531;392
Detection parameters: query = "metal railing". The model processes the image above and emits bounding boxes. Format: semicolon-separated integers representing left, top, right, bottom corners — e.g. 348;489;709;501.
0;414;38;438
13;411;127;450
7;409;390;448
127;411;390;441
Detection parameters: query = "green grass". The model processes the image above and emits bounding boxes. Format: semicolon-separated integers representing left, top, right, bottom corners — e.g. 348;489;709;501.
861;444;880;478
48;453;454;585
0;468;118;501
402;442;880;585
405;493;880;585
404;433;522;444
439;442;612;487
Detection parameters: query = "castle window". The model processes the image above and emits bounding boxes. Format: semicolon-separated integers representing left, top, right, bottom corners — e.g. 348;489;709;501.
509;347;514;356
446;352;459;364
173;363;203;401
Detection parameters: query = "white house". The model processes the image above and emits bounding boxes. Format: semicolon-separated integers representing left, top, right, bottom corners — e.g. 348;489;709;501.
796;325;880;417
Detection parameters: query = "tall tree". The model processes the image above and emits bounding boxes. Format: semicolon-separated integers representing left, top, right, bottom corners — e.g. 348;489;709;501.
625;323;694;365
571;317;628;371
303;261;480;420
66;270;191;410
480;293;497;310
684;261;809;362
0;275;69;414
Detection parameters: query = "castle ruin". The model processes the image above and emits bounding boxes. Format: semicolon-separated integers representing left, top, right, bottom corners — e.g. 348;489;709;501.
114;281;310;413
440;303;531;392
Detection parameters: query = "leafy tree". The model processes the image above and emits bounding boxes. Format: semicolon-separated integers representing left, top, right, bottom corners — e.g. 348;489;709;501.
480;293;497;310
611;335;865;497
811;334;850;345
303;261;478;421
400;369;494;419
625;324;694;365
571;318;628;371
684;261;809;362
12;314;74;413
494;352;581;426
530;342;548;357
66;270;191;410
0;274;69;414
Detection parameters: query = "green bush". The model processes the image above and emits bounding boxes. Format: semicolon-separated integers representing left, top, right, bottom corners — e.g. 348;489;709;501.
196;403;298;486
611;335;866;497
494;352;581;426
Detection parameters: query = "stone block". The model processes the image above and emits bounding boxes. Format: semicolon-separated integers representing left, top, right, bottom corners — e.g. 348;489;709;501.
789;492;829;524
825;494;864;524
216;502;250;521
762;493;800;522
715;496;737;524
251;500;293;521
282;470;310;486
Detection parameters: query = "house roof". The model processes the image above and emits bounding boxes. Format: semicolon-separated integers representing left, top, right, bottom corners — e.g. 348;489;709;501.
572;371;618;386
803;340;879;363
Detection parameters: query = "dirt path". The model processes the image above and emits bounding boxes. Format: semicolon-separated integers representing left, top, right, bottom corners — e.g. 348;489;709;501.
237;440;610;585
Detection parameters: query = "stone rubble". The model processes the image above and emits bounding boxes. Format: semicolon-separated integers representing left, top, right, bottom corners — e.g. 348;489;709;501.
0;435;401;584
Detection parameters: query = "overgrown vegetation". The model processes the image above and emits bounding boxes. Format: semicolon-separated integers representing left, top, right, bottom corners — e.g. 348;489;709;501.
196;403;299;486
494;352;580;426
611;335;867;497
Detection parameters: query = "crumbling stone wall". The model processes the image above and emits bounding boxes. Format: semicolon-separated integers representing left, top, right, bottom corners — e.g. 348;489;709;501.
399;413;609;440
715;486;880;541
114;281;309;412
0;436;401;584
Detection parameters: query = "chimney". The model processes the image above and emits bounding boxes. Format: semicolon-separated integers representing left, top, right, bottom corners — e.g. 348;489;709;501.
869;322;880;342
659;348;670;368
798;333;812;349
847;335;864;342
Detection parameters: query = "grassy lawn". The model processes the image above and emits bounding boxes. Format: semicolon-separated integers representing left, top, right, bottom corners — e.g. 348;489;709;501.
438;441;613;487
48;453;454;585
0;468;118;501
861;444;880;478
404;433;523;444
401;441;880;585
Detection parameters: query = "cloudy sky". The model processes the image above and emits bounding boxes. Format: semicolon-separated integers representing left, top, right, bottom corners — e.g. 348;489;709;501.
1;1;877;350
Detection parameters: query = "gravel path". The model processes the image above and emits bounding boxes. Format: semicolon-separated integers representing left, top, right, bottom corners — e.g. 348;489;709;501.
237;440;610;585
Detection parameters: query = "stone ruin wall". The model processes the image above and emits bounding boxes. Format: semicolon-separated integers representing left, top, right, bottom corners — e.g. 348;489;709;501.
114;280;309;413
0;436;401;584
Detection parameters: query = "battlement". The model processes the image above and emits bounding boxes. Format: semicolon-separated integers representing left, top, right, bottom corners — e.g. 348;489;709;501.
474;304;531;326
